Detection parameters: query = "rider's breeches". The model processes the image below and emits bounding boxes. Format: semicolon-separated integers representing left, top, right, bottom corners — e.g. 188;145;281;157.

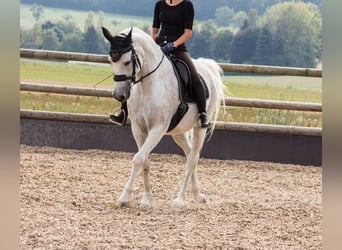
172;49;207;114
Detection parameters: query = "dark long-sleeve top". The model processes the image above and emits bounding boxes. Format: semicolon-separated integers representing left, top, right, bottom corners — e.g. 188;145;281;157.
152;0;194;44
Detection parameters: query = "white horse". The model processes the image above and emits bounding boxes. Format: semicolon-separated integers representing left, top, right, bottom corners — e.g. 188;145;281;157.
102;27;225;207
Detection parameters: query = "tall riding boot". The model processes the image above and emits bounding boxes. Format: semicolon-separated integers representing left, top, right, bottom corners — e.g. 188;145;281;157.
194;81;210;128
195;97;210;128
199;112;210;128
109;101;128;126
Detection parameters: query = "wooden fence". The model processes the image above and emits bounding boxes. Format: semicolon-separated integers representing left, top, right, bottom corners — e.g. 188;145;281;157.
20;48;322;77
20;49;322;136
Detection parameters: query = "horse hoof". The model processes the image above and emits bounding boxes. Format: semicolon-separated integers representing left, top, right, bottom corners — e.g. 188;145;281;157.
172;198;186;208
117;200;130;208
140;199;151;207
195;193;206;204
120;202;130;207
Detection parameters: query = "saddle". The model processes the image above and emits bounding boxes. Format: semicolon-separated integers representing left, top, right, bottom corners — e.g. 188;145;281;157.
167;55;209;132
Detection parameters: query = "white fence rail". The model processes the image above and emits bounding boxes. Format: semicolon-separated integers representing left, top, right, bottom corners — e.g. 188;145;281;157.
20;49;322;136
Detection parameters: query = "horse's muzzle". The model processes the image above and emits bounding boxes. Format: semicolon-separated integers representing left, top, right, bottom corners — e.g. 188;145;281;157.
113;87;131;103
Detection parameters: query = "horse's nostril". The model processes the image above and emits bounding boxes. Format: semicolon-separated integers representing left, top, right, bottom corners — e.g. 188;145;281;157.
113;91;123;101
114;95;126;103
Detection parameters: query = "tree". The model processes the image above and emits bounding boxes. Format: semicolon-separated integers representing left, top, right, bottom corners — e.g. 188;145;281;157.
30;4;44;21
262;2;322;67
243;9;260;28
232;11;248;29
211;28;233;62
230;27;260;64
20;23;43;49
188;20;217;58
41;21;64;42
252;25;273;65
84;11;94;32
214;6;235;27
97;11;105;32
83;25;106;54
41;29;59;50
60;33;85;52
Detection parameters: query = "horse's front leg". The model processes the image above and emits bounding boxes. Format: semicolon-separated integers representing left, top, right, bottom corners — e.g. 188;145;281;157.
118;124;166;207
118;124;147;207
118;162;141;207
118;156;151;207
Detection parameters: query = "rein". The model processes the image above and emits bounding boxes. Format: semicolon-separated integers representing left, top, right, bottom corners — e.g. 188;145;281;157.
93;73;114;88
112;45;165;85
133;53;165;84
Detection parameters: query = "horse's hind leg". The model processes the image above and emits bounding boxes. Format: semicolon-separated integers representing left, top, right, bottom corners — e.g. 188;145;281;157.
172;132;204;202
172;133;192;156
173;128;207;207
140;157;152;207
191;166;206;203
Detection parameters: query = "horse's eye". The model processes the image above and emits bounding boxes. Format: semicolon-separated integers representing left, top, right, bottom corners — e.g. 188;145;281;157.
124;61;131;66
110;51;121;62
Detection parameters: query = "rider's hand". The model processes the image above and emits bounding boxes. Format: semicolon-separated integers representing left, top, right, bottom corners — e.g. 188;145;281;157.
161;42;176;54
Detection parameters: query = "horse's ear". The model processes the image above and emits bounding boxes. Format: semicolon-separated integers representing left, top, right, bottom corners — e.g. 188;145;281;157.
124;27;133;44
102;26;113;42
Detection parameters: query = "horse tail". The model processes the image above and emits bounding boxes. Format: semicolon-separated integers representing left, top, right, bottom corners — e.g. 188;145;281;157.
197;58;227;139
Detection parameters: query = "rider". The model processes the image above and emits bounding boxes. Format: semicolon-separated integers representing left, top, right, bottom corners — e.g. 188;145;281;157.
109;0;210;128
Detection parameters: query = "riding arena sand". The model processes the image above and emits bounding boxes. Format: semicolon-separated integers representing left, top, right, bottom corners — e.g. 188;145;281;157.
20;145;322;249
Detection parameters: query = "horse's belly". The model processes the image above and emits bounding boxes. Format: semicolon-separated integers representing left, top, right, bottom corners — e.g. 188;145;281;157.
166;105;199;134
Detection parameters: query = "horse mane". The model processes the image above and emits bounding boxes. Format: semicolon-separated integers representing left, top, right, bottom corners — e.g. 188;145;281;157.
120;27;157;48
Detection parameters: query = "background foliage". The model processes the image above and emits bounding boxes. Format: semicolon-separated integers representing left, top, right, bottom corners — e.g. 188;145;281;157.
20;1;322;68
20;0;322;20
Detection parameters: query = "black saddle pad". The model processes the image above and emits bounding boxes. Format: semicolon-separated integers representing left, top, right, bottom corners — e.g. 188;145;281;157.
169;55;209;103
166;55;210;132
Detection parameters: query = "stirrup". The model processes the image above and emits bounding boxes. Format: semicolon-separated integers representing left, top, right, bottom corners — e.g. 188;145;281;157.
199;112;211;128
109;108;127;126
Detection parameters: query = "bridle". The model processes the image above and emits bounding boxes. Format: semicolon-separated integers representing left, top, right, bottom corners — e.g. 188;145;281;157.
110;43;165;85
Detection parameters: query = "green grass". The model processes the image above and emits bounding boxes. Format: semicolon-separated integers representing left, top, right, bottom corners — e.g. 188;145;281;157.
21;92;115;115
20;59;322;127
21;59;114;86
227;81;321;103
224;75;322;92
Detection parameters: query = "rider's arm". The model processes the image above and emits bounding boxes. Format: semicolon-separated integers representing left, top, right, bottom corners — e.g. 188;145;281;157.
150;27;159;42
172;29;192;48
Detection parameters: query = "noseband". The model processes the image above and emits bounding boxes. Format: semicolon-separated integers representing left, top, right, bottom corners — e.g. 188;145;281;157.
110;44;165;85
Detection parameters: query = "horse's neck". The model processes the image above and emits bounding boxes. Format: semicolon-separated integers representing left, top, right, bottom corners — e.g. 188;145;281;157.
141;59;175;97
128;32;179;114
130;59;177;116
135;41;177;101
